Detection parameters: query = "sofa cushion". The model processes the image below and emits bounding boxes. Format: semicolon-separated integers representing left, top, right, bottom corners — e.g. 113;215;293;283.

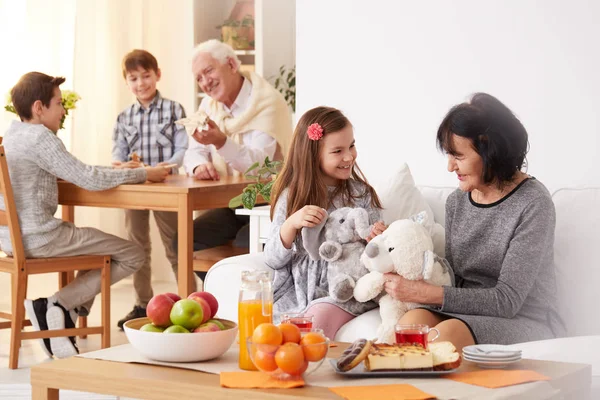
552;187;600;336
373;163;435;228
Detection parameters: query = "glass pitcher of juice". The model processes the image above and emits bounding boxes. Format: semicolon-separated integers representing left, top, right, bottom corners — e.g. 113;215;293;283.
238;270;273;370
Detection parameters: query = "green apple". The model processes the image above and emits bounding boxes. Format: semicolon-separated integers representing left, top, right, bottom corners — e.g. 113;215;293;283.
207;319;226;330
163;325;190;333
169;299;204;330
193;322;221;332
140;323;165;333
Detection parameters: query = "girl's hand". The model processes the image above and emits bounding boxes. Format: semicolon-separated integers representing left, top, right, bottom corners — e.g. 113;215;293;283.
288;206;327;230
366;221;387;242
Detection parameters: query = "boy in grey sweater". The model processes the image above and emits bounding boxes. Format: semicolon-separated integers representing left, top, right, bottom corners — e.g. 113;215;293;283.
1;72;170;359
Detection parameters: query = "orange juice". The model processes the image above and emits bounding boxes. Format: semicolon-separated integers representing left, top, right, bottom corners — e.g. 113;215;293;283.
238;299;273;370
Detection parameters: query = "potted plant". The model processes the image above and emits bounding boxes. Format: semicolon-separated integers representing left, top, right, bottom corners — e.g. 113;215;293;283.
229;157;282;209
5;90;81;130
272;65;295;112
219;14;255;50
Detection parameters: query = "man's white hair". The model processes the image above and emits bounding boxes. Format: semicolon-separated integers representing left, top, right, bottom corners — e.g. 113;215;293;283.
192;39;241;70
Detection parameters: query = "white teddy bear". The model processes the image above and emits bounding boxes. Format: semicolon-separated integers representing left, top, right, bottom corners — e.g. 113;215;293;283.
353;212;454;344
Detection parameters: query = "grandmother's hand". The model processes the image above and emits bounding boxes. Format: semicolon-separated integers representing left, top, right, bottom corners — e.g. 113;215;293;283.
383;273;444;305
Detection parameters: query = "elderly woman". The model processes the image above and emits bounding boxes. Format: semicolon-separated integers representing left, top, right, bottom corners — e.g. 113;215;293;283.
384;93;565;351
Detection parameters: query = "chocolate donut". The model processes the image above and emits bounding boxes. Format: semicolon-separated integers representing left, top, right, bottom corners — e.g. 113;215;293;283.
336;338;372;371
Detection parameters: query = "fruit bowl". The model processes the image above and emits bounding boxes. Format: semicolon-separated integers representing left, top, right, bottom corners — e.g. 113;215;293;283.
246;333;330;380
124;317;237;362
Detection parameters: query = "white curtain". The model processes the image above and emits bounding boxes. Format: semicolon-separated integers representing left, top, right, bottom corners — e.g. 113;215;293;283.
0;0;76;147
0;0;196;281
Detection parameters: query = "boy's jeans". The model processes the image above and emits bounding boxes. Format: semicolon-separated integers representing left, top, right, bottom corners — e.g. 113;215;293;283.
125;210;195;307
25;222;145;312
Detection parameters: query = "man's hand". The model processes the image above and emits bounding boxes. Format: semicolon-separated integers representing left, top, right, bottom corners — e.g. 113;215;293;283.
112;161;142;169
193;162;220;181
144;166;169;182
366;221;387;242
191;118;227;149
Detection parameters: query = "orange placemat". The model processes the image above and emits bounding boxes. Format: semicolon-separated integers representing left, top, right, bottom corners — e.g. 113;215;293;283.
220;371;305;389
329;384;436;400
444;369;550;388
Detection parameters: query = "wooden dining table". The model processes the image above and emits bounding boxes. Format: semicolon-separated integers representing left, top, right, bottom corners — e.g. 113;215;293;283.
58;175;250;297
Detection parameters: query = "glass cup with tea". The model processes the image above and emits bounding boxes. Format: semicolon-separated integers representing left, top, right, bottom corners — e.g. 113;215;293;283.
394;324;440;349
280;313;314;333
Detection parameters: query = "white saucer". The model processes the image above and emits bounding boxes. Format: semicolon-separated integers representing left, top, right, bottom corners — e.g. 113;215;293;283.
463;354;522;368
463;344;522;359
463;353;522;362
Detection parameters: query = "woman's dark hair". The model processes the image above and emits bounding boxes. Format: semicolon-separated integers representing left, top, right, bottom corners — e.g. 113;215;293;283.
436;92;529;187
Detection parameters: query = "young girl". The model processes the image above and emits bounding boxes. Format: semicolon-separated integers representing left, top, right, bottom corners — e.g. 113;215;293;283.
264;106;385;339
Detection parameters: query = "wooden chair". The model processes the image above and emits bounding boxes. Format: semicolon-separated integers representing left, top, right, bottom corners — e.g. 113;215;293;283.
192;243;249;273
0;145;111;369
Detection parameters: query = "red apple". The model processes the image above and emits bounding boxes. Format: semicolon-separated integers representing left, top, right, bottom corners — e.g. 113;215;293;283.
170;299;204;330
164;292;181;302
146;294;175;328
187;295;211;324
193;322;221;332
187;291;219;319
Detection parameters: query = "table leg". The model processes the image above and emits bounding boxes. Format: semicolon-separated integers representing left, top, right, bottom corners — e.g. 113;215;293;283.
31;386;58;400
60;205;76;286
177;193;193;297
248;215;260;254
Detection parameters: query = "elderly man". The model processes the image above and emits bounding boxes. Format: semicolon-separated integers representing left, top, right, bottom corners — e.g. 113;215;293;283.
178;39;292;282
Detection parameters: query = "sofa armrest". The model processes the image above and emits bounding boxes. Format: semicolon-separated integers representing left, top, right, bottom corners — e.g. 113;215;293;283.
204;253;269;323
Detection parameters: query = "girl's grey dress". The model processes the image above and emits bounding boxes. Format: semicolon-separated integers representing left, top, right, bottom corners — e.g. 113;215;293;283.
264;181;381;321
431;178;566;344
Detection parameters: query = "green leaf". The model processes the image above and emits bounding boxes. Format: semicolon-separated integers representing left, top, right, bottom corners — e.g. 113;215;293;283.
244;162;260;175
241;190;257;209
259;181;273;202
228;193;244;208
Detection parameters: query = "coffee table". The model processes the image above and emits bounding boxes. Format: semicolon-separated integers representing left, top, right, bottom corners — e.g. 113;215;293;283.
30;344;592;400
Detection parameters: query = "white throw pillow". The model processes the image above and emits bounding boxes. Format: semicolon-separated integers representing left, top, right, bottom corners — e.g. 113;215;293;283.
373;163;436;233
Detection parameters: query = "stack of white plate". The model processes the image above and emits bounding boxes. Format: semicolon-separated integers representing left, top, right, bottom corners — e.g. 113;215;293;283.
462;344;522;368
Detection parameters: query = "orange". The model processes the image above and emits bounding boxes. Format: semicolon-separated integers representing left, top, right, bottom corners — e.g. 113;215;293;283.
252;323;283;346
278;322;301;344
253;349;278;372
299;331;328;362
274;342;305;375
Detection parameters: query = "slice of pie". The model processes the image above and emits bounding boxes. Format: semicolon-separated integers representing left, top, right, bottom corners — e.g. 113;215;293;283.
364;341;461;372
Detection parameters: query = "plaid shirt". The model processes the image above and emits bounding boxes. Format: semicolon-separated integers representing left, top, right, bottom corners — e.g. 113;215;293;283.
112;91;188;167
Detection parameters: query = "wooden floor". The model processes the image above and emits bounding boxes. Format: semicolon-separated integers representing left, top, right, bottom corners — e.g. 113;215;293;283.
0;272;185;398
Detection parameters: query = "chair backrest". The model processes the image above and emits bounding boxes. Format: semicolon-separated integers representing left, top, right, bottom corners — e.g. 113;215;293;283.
0;144;26;264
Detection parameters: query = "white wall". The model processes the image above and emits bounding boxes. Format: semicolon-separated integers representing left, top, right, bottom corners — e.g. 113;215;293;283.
296;0;600;192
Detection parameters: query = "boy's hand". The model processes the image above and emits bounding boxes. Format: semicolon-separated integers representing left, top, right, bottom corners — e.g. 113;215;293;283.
144;166;169;182
288;206;327;230
366;221;387;242
112;161;142;169
191;119;227;149
193;162;220;181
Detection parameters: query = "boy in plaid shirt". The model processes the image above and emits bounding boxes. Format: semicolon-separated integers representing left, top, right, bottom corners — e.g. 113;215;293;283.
112;49;191;329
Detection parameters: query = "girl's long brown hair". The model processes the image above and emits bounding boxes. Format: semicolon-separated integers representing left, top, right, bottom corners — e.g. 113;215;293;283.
270;106;382;219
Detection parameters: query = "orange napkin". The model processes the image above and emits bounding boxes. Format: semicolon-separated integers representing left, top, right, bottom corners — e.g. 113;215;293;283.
220;371;304;389
445;369;550;388
329;384;436;400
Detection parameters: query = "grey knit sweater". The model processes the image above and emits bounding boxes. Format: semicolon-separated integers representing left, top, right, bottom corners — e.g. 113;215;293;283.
441;178;564;334
0;121;147;253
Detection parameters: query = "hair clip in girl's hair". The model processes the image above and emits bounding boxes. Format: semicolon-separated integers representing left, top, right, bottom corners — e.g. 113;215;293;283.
307;123;324;141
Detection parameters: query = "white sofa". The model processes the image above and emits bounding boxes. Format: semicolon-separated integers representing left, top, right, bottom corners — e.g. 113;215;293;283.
206;185;600;395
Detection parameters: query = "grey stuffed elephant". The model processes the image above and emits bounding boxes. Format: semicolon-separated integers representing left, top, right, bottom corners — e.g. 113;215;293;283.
302;207;371;303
